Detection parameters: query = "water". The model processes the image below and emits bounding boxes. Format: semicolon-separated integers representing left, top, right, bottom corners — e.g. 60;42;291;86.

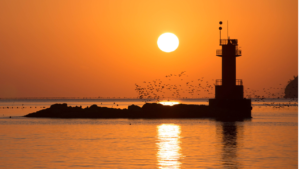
0;99;298;168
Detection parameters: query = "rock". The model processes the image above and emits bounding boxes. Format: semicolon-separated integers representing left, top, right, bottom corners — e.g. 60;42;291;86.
284;76;298;98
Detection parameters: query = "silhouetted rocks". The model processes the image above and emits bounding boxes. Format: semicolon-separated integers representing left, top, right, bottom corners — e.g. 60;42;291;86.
284;76;298;98
24;102;251;120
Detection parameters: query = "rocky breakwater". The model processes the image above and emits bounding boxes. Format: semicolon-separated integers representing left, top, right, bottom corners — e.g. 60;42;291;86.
24;103;215;119
24;102;251;120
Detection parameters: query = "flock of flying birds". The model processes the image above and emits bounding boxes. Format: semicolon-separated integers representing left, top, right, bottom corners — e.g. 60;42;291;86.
135;71;291;103
135;71;215;101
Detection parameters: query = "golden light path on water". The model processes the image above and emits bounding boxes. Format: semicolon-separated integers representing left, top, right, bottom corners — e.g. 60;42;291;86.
157;124;182;169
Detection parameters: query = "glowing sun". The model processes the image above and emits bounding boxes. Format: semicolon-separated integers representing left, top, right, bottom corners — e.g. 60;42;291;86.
157;33;179;52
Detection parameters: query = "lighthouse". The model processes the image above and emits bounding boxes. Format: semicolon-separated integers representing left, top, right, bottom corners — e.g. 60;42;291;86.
209;21;252;119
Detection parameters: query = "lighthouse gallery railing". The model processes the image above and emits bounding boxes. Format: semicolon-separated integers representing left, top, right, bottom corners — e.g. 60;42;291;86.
216;49;241;56
215;79;243;86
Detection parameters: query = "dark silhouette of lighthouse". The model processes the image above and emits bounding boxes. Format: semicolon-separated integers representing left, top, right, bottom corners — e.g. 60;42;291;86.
209;21;252;119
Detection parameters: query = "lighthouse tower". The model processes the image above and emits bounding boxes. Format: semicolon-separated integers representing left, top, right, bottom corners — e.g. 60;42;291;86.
209;21;252;119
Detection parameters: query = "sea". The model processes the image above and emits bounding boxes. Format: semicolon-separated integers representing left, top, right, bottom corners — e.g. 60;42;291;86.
0;98;298;169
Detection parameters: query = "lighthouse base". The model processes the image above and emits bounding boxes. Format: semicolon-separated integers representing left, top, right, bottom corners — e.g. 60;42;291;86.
209;98;252;120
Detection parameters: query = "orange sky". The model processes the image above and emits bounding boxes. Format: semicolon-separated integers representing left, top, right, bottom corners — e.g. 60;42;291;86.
0;0;297;98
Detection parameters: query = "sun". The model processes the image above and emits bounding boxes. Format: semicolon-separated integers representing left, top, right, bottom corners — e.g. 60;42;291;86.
157;33;179;53
159;101;180;106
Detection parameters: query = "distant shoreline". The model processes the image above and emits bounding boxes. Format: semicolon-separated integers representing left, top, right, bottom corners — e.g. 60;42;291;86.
0;97;297;101
0;97;211;101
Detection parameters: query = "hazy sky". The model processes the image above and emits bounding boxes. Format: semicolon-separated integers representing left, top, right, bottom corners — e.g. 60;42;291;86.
0;0;297;98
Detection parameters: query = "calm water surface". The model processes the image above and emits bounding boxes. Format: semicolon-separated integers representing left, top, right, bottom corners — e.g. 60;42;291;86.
0;99;298;168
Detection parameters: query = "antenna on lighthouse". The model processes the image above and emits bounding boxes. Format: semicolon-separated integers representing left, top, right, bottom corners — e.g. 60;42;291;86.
219;21;222;45
227;20;229;39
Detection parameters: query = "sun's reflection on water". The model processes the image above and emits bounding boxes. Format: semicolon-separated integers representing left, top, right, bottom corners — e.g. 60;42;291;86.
157;124;182;169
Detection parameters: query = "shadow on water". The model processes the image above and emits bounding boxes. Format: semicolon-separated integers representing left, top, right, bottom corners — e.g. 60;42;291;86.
220;122;239;168
217;119;250;168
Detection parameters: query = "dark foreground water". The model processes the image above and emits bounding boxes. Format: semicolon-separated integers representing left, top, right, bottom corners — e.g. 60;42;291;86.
0;99;298;169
